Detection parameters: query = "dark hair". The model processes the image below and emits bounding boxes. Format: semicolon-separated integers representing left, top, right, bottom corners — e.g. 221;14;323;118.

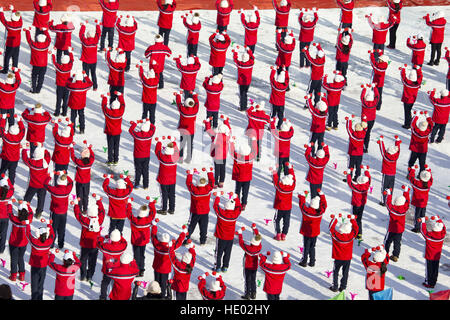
0;284;13;300
82;157;90;165
63;259;74;268
0;186;8;200
18;208;29;221
380;262;387;275
394;3;400;11
39;233;48;242
185;264;193;274
341;44;350;55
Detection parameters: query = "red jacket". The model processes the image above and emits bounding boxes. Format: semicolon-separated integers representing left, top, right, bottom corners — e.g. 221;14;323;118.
230;139;258;182
425;15;446;44
329;217;358;260
307;97;328;132
336;0;353;24
0;178;14;219
270;68;289;106
44;175;73;214
126;201;156;246
105;50;126;86
370;53;388;88
420;221;446;261
52;53;74;87
367;15;395;44
49;21;75;50
70;146;95;184
144;43;171;74
169;245;196;293
409;115;433;153
33;0;52;29
304;45;325;80
52;123;74;165
336;32;353;63
151;224;185;274
216;0;233;27
407;37;426;66
233;50;255;86
272;168;296;211
97;234;127;274
175;56;201;91
203;76;223;112
259;253;290;295
186;171;214;215
0;12;22;47
273;0;290;27
26;223;54;268
429;90;450;125
206;118;231;161
128;121;155;159
246;106;270;140
346;118;367;156
102;94;125;136
299;11;318;43
25;28;51;67
305;144;330;184
98;0;119;28
240;11;260;46
48;252;81;297
322;75;345;107
138;65;159;104
361;86;380;122
213;196;242;240
378;138;401;176
361;249;389;292
347;170;371;207
74;200;105;248
387;0;402;23
298;193;327;237
182;15;201;45
0;120;25;162
238;227;261;270
8;204;33;247
105;260;139;300
66;76;93;110
208;33;230;68
386;190;410;233
401;67;422;104
157;0;176;29
155;140;180;185
102;176;133;219
22;149;51;189
0;70;21;110
116;18;137;52
79;24;101;64
198;276;226;300
408;168;432;208
270;121;293;158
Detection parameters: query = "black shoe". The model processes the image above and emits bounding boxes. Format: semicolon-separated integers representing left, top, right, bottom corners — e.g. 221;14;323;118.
434;60;439;66
338;286;346;292
427;61;434;66
157;210;167;215
34;212;42;219
250;292;256;299
298;260;307;267
80;130;85;134
402;125;410;129
61;112;67;117
58;244;64;249
98;48;104;53
411;227;419;233
80;276;86;282
387;45;395;49
86;277;92;282
308;261;315;267
241;293;251;300
168;210;174;215
29;89;35;94
363;148;368;153
137;271;145;277
342;178;347;182
0;69;7;74
329;286;338;292
436;138;443;144
379;201;385;206
54;112;60;117
182;239;189;246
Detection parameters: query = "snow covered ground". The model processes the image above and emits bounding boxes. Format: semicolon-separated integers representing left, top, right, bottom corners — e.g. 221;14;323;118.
0;5;449;300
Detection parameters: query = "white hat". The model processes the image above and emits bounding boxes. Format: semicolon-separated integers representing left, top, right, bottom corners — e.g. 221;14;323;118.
119;17;128;27
284;35;293;45
394;196;406;206
61;54;70;65
0;177;9;187
418;120;428;131
37;34;46;43
372;248;387;263
379;55;389;63
387;145;398;155
302;13;313;23
249;11;257;23
407;69;417;82
89;216;100;232
60;13;70;23
431;220;444;232
217;123;230;135
334;74;345;83
207;279;221;292
365;89;375;102
212;74;222;84
56;174;68;186
440;89;449;97
110;100;121;110
182;252;193;264
125;16;134;28
39;0;47;6
75;70;83;82
337;221;352;234
280;0;288;6
393;0;400;3
110;229;121;242
250;235;261;246
316;149;325;159
341;35;350;46
165;0;173;4
120;252;133;265
11;11;21;22
5;73;15;85
33;146;45;160
144;68;156;79
419;170;431;182
86;26;96;38
114;51;126;63
192;14;200;24
8;124;19;135
316;100;327;112
272;251;282;264
193;173;208;187
162;143;175;156
157;232;170;243
224;198;236;210
138;205;149;218
280;120;291;132
215;33;225;42
141;120;151;132
277;71;286;83
354;123;363;132
417;33;424;40
147;281;161;294
184;98;195;107
316;50;325;58
356;175;369;184
310;196;320;209
38;226;49;236
237;142;251;156
63;251;74;261
187;56;195;65
240;52;250;63
220;0;229;8
116;179;127;189
87;205;98;218
61;126;72;138
434;11;445;20
281;174;294;186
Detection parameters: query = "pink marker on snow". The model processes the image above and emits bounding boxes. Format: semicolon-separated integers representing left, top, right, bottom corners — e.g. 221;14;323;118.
141;281;148;289
0;258;5;268
333;163;337;170
325;270;333;278
263;219;272;225
350;292;358;300
369;186;373;194
19;282;29;291
71;194;76;200
298;246;304;253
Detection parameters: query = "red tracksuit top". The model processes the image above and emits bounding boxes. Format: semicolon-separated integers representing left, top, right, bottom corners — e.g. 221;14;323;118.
241;11;260;46
206;119;230;161
299;194;327;238
126;201;156;247
169;245;196;293
272;168;296;211
378;139;401;176
98;0;119;28
97;234;127;274
361;249;389;292
336;0;353;24
0;70;21;110
329;217;358;260
322;75;345;107
387;0;402;23
346;118;367;156
386;191;410;233
305;144;330;184
401;67;422;104
52;53;74;87
367;16;394;44
425;15;446;44
409;115;433;153
420;222;446;261
0;12;22;47
208;33;230;68
33;0;52;29
116;18;137;52
360;87;380;122
70;146;95;184
79;24;101;64
216;0;233;27
157;0;176;29
151;224;185;274
273;0;291;27
144;43;171;74
74;200;106;248
25;29;51;67
105;260;139;300
198;277;226;300
347;171;371;207
238;228;261;270
230;139;258;182
259;253;290;295
128;121;155;159
175;56;201;91
304;46;325;80
102;176;133;219
48;252;81;297
105;50;126;86
276;33;295;68
203;77;223;112
336;32;353;63
182;16;201;45
22;149;51;189
246;106;270;140
49;21;75;50
408;169;432;208
429;90;450;125
307;97;328;132
66;76;93;110
52;123;74;165
138;65;159;104
8;205;33;247
270;69;289;107
370;53;388;88
299;12;318;43
0;120;25;162
233;50;255;86
0;178;13;219
155;140;180;185
270;121;293;158
213;196;242;240
26;223;55;268
102;95;125;136
407;37;426;66
186;171;214;215
44;175;73;214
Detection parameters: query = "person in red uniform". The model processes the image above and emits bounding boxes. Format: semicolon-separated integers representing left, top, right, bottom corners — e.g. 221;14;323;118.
306;94;328;152
174;55;201;100
446;47;450;89
428;88;450;143
239;6;260;53
270;65;290;128
98;0;119;51
104;47;126;102
386;0;403;49
0;175;13;254
128;118;156;189
197;272;226;300
272;0;291;37
0;68;21;127
216;0;233;32
335;31;353;82
32;0;52;40
400;65;423;129
185;168;214;245
359;83;380;152
323;72;345;130
145;33;171;89
270;164;295;241
365;13;396;56
116;15;137;72
0;116;24;185
51;118;74;175
303;42;325;105
0;6;22;75
236;224;261;299
48;249;81;300
102;173;133;233
270;117;293;176
136;61;159;122
80;20;101;90
24;26;51;94
328;213;358;292
419;216;446;288
203;73;224;129
169;239;196;300
212;192;242;272
205;115;231;186
299;8;319;68
377;135;401;205
245;102;270;161
423;11;446;66
336;0;353;29
406;34;426;67
101;92;125;165
209;31;230;76
407;111;433;172
51;49;73;116
181;11;201;57
345;115;368;180
408;165;433;232
25;218;54;300
70;141;94;213
259;250;290;300
361;245;390;300
49;14;75;63
383;186;410;261
232;46;255;111
43;172;73;249
156;0;176;46
66;70;93;134
104;252;139;300
369;50;388;111
304;142;330;198
126;198;156;277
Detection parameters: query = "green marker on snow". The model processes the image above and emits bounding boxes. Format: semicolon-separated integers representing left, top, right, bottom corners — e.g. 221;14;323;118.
89;280;94;289
103;147;108;153
397;275;405;280
123;170;129;175
172;99;176;105
257;280;261;287
357;239;363;246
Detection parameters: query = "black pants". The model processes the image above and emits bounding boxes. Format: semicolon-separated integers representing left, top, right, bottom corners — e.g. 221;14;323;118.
0;108;14;127
24;186;46;215
154;271;169;298
426;259;440;287
274;209;291;235
109;85;124;103
0;218;8;253
430;123;446;142
70;108;86;132
76;182;90;213
56;49;69;65
376;87;383;111
9;245;26;274
302;236;317;264
309;183;322;199
134;157;150;189
384;232;403;257
239;85;250;111
300;41;311;67
388;23;399;48
55;295;73;300
414;207;426;230
217;25;227;33
267;293;280;300
244;268;257;296
124;51;131;72
31;266;47;300
175;291;187;300
106;134;120;163
2;46;19;73
133;245;146;273
80;247;98;280
158;72;165;89
248;44;256;54
348;156;363;180
206;110;219;128
336;61;348;80
142;103;156;123
429;43;442;64
212;66;223;76
278;157;290;176
180;134;194;162
307;79;322;104
339;22;352;29
0;159;18;185
160;184;176;212
364;120;375;151
235;181;251;205
31;66;47;93
408;151;426;172
187;43;198;57
381;174;395;204
34;27;44;41
403;103;414;128
55;85;69;116
82;62;98;90
100;274;112;299
158;27;171;46
327;105;339;128
108;219;125;234
100;26;114;50
214;159;226;184
187;213;209;244
51;213;67;248
310;132;325;154
276;27;287;41
332;259;351;290
352;205;365;236
271;105;285;129
373;43;385;59
184;90;193;100
215;238;233;269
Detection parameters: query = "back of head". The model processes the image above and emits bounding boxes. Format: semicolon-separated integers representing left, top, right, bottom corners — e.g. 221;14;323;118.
147;281;161;294
0;284;13;300
272;251;282;264
56;174;68;186
6;73;15;85
251;233;262;246
337;221;352;234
